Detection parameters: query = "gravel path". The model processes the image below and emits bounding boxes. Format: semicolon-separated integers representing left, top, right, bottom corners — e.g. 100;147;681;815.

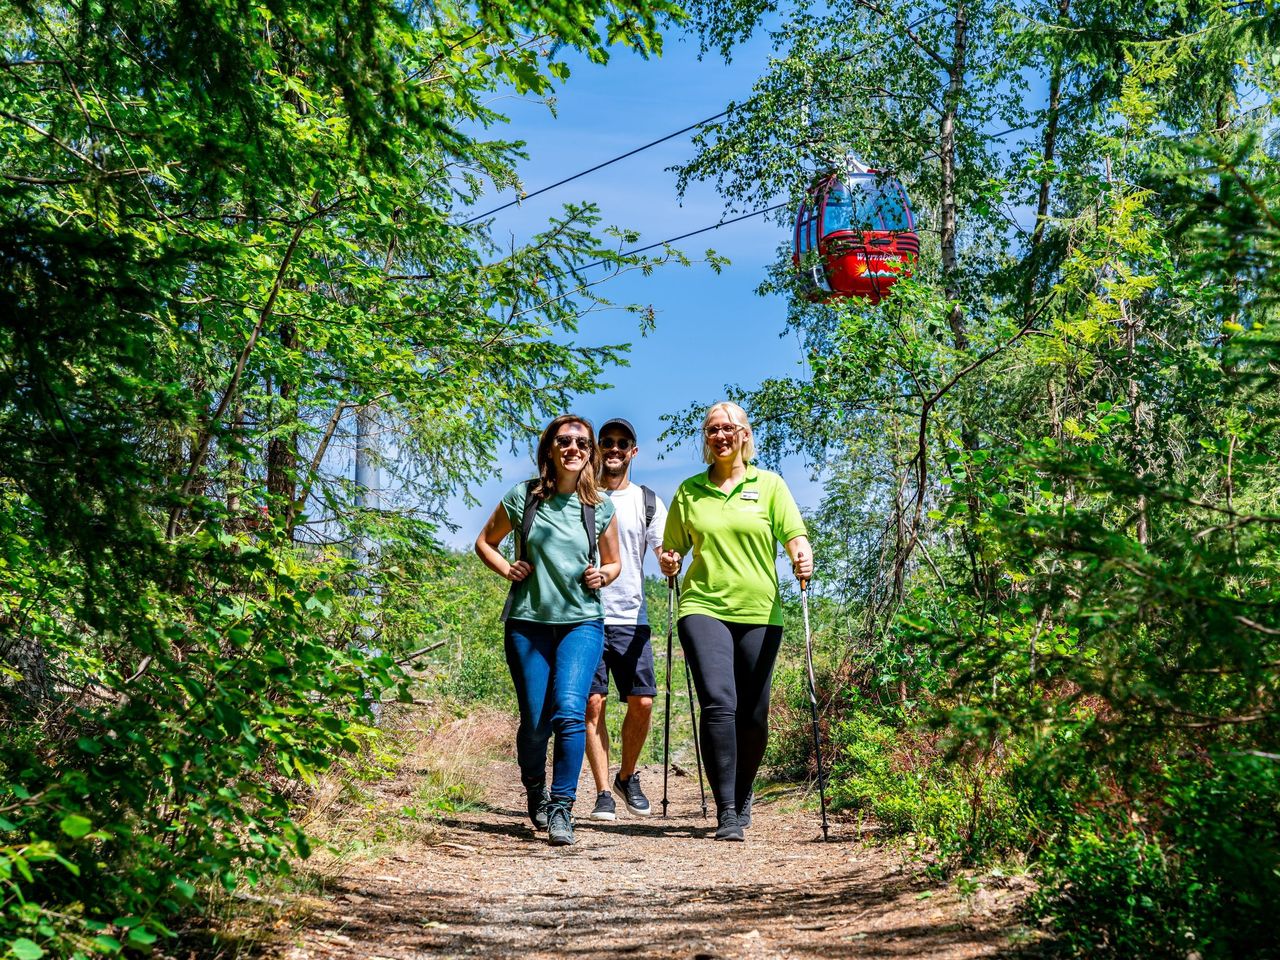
271;713;1035;960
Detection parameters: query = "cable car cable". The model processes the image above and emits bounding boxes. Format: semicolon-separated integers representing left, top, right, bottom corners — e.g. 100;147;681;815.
461;14;940;228
572;201;789;273
387;201;788;287
463;109;730;225
494;201;791;322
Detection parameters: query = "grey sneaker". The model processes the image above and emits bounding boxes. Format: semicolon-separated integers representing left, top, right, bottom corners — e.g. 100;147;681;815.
612;772;651;816
590;791;617;821
525;782;549;830
547;802;575;846
737;791;753;829
714;809;744;841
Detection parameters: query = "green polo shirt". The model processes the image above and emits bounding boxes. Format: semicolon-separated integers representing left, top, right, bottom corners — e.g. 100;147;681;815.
501;481;616;624
662;465;807;626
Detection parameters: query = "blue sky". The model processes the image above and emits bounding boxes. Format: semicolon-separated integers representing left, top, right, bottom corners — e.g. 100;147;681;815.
440;29;823;554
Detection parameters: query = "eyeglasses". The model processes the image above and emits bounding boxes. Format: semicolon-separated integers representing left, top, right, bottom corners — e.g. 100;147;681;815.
703;424;741;438
553;435;591;451
599;438;634;451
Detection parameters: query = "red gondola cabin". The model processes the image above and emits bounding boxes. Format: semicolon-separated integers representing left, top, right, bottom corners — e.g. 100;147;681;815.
792;164;918;303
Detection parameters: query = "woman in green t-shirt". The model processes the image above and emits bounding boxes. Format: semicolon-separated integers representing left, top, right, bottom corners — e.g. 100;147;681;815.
476;415;620;847
659;402;812;841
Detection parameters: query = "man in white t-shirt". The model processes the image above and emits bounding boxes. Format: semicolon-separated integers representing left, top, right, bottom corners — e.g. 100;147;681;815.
585;418;666;820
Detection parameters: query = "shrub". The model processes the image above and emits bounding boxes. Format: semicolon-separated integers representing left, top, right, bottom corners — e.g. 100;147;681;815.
826;708;1031;867
1031;752;1280;958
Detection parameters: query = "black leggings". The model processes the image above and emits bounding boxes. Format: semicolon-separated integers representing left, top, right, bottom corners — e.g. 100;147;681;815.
677;615;784;816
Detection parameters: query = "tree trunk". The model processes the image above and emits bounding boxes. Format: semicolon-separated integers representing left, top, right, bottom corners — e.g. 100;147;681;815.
227;400;243;517
940;0;990;594
1030;0;1070;258
1;631;50;705
266;320;299;536
939;0;969;352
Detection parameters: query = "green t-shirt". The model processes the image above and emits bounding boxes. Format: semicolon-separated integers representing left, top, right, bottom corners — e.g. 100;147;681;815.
501;481;616;624
662;465;807;626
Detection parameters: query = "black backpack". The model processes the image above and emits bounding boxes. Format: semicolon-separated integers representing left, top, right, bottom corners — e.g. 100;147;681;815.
640;484;656;530
500;480;598;620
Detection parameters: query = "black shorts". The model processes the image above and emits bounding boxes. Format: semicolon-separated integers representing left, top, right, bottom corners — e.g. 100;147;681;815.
589;624;658;699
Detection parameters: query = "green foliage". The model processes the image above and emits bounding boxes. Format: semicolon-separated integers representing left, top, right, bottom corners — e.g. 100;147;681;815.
405;551;514;708
413;770;488;816
0;0;686;955
1;539;387;957
824;707;1030;867
678;0;1280;954
1029;753;1280;958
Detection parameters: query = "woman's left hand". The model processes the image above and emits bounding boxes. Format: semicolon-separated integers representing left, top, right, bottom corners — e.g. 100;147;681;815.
583;565;606;590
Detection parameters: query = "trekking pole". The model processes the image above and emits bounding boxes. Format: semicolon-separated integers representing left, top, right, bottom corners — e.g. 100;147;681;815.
800;578;830;841
676;582;708;818
683;657;708;818
661;575;675;818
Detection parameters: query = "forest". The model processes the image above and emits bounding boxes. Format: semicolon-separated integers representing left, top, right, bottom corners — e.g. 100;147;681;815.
1;0;1277;957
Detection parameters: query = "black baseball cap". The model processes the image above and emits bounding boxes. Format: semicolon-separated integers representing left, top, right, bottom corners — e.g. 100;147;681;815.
599;418;637;442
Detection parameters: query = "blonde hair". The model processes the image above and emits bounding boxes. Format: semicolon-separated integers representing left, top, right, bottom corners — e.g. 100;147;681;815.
701;401;756;464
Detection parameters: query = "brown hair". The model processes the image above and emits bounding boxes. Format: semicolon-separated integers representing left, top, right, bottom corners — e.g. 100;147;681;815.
534;414;604;505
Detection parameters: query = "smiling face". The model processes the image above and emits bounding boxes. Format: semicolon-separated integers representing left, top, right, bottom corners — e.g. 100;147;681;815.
703;409;746;464
599;427;637;480
551;421;593;479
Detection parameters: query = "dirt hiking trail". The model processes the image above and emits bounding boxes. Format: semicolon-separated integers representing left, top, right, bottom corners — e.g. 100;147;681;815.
270;711;1037;960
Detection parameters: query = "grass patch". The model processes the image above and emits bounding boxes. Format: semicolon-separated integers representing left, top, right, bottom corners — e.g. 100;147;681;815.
411;763;489;815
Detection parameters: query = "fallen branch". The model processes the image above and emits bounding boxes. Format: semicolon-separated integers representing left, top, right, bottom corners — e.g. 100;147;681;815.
396;639;448;666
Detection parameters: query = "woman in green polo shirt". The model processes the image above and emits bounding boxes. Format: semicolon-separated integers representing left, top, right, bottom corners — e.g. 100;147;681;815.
476;414;621;847
659;401;812;841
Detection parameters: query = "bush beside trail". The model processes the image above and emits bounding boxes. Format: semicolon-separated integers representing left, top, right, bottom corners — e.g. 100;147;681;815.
769;591;1280;958
674;0;1280;955
0;0;682;955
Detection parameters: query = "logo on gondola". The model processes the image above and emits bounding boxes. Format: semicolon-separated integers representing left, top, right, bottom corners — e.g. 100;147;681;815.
852;259;903;278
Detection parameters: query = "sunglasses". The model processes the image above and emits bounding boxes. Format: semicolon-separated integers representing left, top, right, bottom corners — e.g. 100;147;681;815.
703;424;741;438
553;435;592;451
599;438;634;451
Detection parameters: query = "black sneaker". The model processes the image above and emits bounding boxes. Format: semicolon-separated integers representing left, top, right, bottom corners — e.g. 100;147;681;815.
590;791;617;821
547;802;575;846
714;809;744;841
525;782;549;830
737;791;753;829
612;771;651;817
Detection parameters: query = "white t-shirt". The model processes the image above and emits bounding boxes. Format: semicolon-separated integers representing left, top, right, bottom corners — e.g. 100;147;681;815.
601;482;667;625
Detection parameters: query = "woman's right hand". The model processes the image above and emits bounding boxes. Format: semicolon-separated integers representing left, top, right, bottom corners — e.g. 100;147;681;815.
658;549;682;577
506;560;532;583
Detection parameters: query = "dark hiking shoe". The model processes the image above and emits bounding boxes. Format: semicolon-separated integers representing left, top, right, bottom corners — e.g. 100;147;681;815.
714;809;744;841
612;771;652;817
525;782;549;830
590;791;617;821
737;791;753;829
547;802;575;846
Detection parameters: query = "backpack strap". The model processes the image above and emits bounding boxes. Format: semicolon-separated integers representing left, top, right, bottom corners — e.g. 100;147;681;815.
641;484;656;530
515;479;540;562
501;480;541;621
581;501;598;569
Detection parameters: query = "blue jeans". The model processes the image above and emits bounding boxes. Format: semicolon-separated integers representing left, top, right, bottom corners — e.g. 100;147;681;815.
504;619;605;805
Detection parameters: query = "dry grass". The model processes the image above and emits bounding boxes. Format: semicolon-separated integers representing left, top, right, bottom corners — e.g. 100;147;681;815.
297;703;516;871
